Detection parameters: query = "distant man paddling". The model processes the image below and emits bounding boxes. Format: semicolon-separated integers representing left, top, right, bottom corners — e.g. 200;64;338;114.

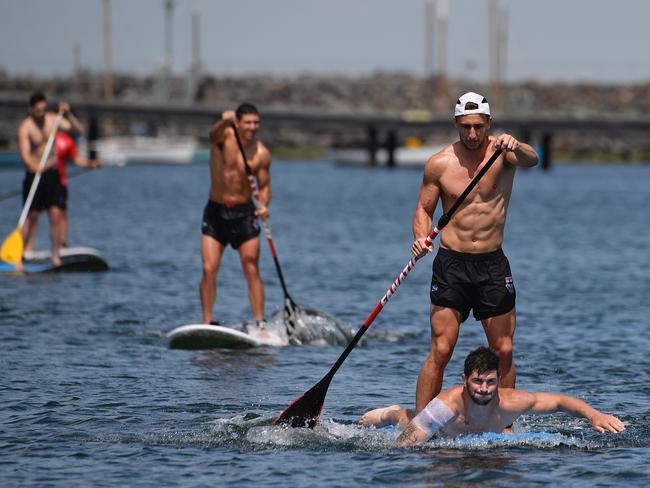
18;93;86;265
412;92;539;413
360;347;625;445
199;103;271;327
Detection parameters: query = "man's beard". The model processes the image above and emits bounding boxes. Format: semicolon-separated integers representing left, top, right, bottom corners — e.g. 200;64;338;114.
467;389;495;406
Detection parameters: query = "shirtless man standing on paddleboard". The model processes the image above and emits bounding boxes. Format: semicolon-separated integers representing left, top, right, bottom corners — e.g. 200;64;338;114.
411;92;539;413
199;103;271;326
18;93;85;266
359;347;625;445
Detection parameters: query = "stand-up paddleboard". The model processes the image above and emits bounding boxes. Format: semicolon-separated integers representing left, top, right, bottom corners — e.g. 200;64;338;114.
0;246;109;273
0;261;55;273
167;324;288;350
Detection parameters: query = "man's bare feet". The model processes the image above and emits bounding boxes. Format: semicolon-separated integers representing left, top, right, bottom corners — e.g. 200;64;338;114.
359;405;403;427
246;323;271;340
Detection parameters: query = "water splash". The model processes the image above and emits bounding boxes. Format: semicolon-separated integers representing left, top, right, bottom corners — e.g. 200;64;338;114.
427;431;594;450
213;416;397;452
202;415;612;453
255;308;353;346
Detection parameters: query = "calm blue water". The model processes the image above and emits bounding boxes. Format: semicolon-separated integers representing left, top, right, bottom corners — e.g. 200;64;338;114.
1;160;649;487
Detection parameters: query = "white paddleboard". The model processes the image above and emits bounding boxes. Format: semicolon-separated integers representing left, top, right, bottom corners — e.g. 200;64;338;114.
166;324;287;350
22;246;109;272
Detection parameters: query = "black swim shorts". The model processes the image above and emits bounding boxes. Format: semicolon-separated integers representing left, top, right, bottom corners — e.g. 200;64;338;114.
430;247;516;322
22;169;67;211
201;200;260;249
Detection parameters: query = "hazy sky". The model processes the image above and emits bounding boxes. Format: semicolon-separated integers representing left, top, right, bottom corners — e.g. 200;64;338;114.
2;0;649;83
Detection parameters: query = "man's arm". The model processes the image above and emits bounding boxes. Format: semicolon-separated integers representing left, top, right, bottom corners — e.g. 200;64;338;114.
208;120;232;147
209;110;236;147
72;153;102;169
396;396;456;446
253;146;271;220
18;123;40;173
396;422;431;447
411;154;443;258
528;392;625;433
58;102;85;135
494;134;538;168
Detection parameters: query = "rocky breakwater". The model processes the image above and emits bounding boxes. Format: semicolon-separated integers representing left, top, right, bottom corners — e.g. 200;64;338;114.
1;70;648;161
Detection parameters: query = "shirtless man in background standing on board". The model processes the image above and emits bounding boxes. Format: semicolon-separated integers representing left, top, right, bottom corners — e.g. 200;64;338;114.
199;103;271;327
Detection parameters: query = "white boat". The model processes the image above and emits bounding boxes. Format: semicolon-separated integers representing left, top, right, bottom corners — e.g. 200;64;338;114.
81;136;198;166
331;144;445;168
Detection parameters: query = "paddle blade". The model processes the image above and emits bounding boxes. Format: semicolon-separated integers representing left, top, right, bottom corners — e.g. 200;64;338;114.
274;375;332;428
0;227;23;265
283;296;300;336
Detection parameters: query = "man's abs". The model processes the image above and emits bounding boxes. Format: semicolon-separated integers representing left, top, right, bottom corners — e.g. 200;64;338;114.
439;221;506;253
208;152;251;205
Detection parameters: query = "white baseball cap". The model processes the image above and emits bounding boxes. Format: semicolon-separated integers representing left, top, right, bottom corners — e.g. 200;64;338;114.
454;92;491;117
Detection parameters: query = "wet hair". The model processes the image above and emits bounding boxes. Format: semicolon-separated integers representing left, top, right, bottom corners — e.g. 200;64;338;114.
29;92;47;107
464;347;500;377
236;102;259;120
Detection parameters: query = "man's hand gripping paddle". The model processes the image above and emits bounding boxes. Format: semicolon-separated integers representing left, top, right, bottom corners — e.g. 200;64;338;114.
274;148;503;428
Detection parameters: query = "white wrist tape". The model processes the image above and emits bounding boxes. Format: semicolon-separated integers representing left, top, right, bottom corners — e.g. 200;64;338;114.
412;399;455;436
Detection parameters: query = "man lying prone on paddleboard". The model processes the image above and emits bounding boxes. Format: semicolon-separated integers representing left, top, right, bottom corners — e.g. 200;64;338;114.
359;347;625;446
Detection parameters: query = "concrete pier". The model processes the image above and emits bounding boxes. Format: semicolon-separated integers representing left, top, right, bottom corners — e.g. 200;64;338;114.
1;94;649;168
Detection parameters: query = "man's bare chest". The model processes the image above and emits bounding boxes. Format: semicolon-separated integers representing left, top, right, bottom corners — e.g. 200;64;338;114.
27;125;48;148
218;156;261;177
444;406;518;435
440;164;513;203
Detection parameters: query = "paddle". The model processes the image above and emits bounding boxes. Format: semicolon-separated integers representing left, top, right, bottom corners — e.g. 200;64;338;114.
274;148;504;428
230;121;301;337
0;109;65;265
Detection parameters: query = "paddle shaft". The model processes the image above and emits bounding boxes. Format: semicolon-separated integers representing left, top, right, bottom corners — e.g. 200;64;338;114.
230;122;294;302
287;148;504;401
18;110;65;227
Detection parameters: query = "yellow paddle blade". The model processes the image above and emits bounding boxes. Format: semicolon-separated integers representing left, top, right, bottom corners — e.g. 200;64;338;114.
0;227;24;265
